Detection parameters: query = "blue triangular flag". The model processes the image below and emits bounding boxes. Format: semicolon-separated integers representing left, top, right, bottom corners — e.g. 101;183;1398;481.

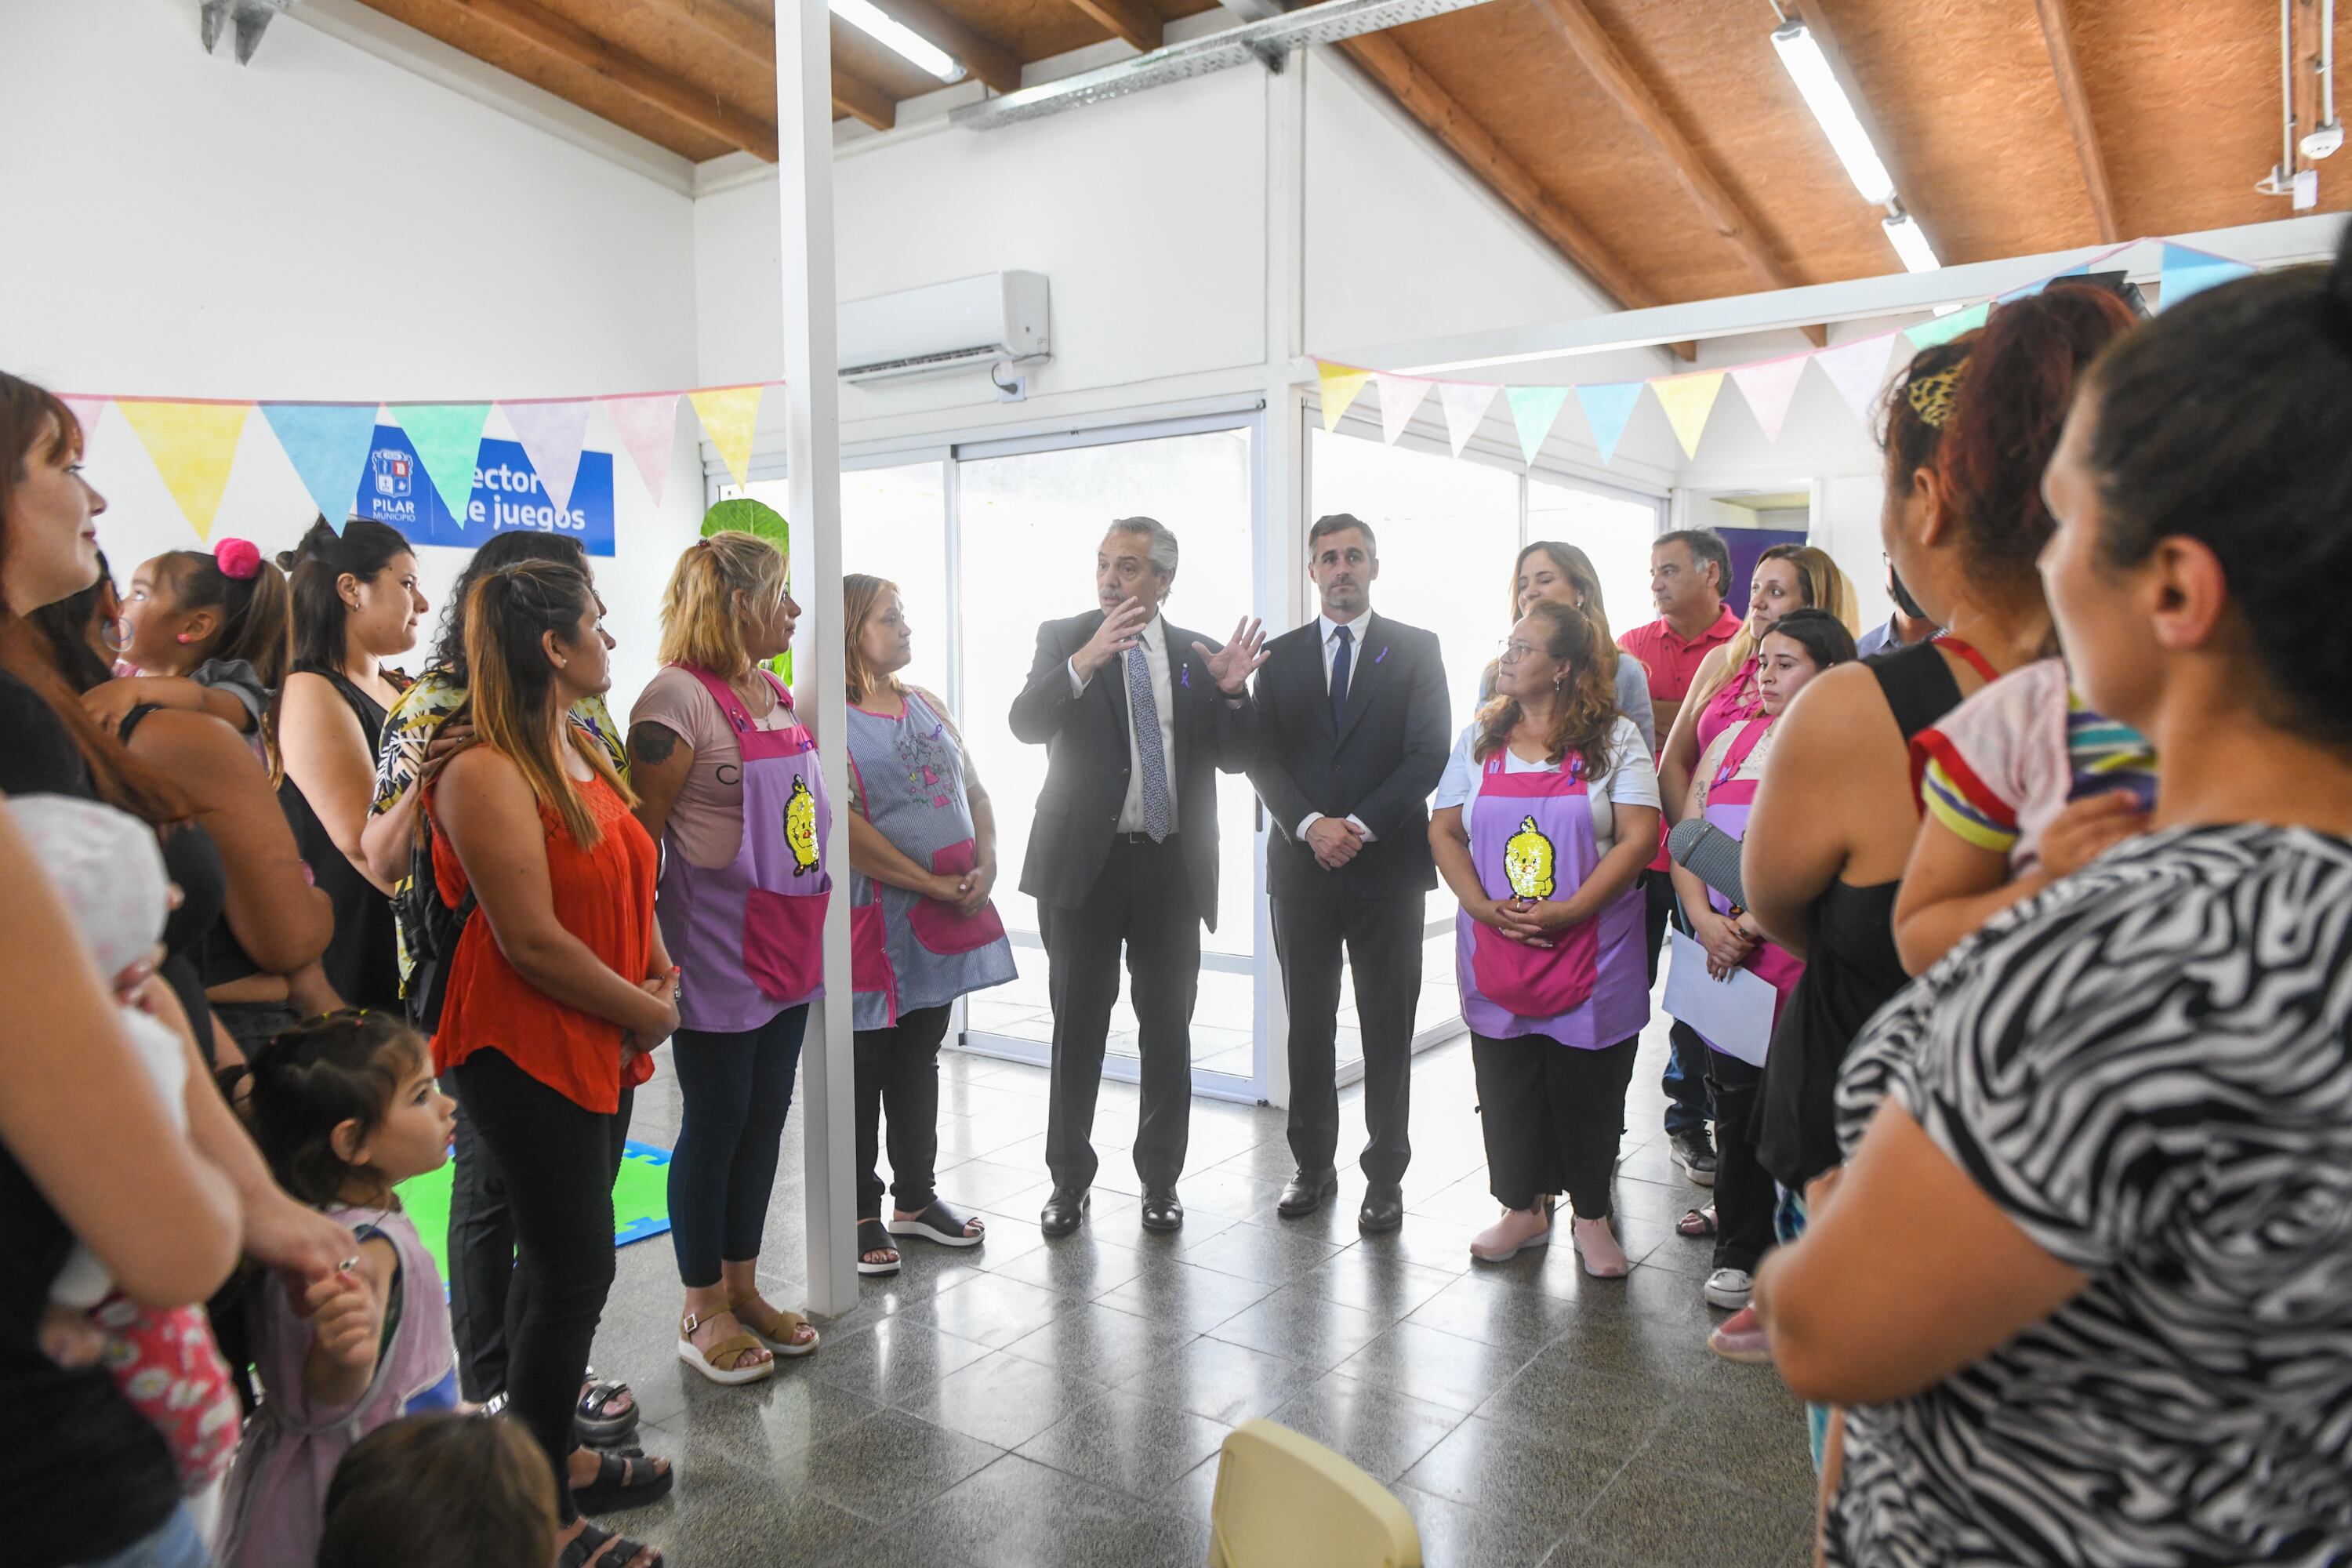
261;403;381;532
2158;244;2254;310
1573;383;1645;467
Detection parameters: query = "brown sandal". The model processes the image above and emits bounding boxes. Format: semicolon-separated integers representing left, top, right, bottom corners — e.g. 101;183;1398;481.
676;1312;775;1385
730;1295;821;1358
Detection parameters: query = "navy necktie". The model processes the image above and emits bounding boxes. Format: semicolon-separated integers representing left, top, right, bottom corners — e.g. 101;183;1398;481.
1330;623;1353;732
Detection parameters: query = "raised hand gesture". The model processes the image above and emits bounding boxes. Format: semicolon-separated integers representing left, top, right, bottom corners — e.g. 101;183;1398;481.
1195;616;1269;695
1074;597;1153;682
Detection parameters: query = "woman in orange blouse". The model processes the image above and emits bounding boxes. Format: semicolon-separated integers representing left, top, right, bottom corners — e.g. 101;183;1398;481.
428;560;675;1568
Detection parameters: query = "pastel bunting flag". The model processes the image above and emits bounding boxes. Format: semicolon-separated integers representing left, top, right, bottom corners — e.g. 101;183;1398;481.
117;400;251;541
1651;371;1726;461
689;385;763;487
1504;385;1571;467
1374;373;1433;445
501;398;593;514
1572;382;1644;467
601;392;681;503
60;396;109;451
1316;361;1372;434
1813;335;1902;425
2158;244;2254;310
1728;357;1807;444
392;403;491;529
1436;380;1500;456
1905;302;1987;350
261;402;379;533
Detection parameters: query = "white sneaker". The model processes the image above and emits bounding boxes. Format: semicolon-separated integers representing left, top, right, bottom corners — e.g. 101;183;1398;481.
1704;1267;1754;1310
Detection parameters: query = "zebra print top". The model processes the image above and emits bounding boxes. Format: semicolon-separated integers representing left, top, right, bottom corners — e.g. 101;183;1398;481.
1828;822;2352;1566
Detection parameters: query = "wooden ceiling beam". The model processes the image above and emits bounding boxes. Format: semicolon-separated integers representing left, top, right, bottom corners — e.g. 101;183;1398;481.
831;57;898;129
887;0;1023;95
652;0;1011;103
1062;0;1163;55
1338;33;1693;360
2031;0;2120;241
441;0;779;158
1523;0;1820;346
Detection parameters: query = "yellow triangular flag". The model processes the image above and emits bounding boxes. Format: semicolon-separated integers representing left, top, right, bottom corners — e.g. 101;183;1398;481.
688;385;764;486
1317;361;1373;434
117;400;251;541
1651;371;1726;461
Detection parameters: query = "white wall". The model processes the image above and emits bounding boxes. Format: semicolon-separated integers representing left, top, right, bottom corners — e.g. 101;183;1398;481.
0;0;706;702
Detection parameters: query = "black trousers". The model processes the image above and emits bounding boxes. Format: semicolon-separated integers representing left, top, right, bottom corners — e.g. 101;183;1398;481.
1471;1032;1639;1220
668;1006;808;1288
452;1047;627;1526
1272;891;1423;1185
855;1001;953;1216
1708;1050;1774;1274
441;1076;516;1403
1643;869;1715;1139
1040;835;1198;1192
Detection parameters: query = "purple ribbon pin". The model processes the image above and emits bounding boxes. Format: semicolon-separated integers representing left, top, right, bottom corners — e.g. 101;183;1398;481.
1181;666;1191;688
1374;646;1389;665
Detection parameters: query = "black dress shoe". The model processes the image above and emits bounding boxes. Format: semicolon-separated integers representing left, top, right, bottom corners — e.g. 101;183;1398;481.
1357;1181;1404;1235
1140;1186;1185;1232
1039;1187;1089;1238
1276;1167;1339;1219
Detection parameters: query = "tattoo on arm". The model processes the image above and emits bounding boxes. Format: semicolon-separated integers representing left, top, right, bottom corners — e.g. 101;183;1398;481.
629;723;680;766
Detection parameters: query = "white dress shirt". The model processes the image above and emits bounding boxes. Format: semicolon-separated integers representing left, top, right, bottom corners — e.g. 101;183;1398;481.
1068;612;1180;833
1298;609;1374;844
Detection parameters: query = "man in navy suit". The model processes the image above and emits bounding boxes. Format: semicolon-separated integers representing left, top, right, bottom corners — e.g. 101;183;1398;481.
1009;517;1266;1237
1247;514;1449;1233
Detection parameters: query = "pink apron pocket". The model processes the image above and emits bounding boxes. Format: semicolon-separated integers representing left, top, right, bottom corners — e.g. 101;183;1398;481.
906;839;1007;956
851;899;897;1000
1471;917;1599;1019
744;884;828;1002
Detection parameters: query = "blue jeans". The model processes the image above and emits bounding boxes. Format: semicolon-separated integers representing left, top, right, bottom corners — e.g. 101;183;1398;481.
78;1505;211;1568
1642;870;1715;1139
669;1004;809;1287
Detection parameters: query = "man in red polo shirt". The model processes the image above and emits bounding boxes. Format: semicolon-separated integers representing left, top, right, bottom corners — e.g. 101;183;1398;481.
1618;529;1740;1186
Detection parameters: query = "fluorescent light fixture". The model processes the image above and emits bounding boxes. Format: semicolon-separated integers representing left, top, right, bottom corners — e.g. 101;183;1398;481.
1772;20;1895;205
1882;210;1940;274
832;0;965;82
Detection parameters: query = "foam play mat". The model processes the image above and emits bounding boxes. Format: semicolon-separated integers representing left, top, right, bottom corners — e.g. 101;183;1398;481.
394;1141;674;1288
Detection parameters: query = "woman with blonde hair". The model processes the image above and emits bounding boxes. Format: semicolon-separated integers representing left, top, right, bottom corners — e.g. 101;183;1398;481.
1479;541;1655;750
839;573;1015;1272
1430;597;1660;1274
627;526;825;1384
426;559;673;1567
1657;543;1856;819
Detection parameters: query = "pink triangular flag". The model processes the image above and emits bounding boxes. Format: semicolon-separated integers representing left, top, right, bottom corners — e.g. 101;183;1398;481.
1373;374;1434;446
60;395;108;450
601;392;681;504
1728;356;1808;444
1812;336;1903;426
501;399;593;514
1436;381;1500;456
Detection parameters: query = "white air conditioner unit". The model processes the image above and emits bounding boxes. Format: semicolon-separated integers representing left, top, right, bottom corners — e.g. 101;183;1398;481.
837;270;1050;383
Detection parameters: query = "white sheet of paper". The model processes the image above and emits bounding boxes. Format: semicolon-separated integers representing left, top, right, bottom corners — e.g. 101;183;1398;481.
1664;928;1778;1067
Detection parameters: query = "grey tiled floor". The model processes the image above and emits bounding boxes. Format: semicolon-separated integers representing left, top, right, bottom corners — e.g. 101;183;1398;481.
596;1019;1813;1567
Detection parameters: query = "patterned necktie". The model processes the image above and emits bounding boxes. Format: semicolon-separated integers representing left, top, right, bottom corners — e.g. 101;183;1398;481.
1330;622;1354;732
1127;644;1171;842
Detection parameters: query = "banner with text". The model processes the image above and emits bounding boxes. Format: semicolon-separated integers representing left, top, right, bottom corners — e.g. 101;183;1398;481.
353;423;615;556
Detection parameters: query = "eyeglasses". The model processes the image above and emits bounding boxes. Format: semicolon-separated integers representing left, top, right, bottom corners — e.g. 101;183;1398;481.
1496;639;1541;664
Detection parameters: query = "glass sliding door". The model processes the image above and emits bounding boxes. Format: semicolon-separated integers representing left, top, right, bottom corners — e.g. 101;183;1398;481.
953;419;1263;1099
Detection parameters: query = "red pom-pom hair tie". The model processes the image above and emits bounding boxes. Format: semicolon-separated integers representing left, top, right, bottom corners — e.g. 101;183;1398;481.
213;538;261;580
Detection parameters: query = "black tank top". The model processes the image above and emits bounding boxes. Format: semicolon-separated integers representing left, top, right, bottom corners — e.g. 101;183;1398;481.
1754;640;1965;1191
279;665;404;1011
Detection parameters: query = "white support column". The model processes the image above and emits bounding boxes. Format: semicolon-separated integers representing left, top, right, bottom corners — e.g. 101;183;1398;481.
1254;52;1308;1109
774;0;858;1316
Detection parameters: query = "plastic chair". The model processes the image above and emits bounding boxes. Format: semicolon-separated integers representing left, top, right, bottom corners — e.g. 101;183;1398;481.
1207;1417;1423;1568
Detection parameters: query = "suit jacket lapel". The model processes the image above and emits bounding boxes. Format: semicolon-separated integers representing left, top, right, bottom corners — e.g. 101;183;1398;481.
1334;613;1386;746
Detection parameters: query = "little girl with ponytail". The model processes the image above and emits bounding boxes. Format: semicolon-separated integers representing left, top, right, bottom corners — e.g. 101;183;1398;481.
86;536;291;760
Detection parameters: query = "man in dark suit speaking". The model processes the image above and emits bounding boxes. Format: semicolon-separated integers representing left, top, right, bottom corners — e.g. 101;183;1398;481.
1248;514;1448;1234
1009;517;1266;1238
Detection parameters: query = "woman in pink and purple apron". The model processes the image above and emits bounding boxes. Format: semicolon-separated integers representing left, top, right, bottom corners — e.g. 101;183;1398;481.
1668;608;1856;1356
628;528;828;1386
1430;600;1661;1276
